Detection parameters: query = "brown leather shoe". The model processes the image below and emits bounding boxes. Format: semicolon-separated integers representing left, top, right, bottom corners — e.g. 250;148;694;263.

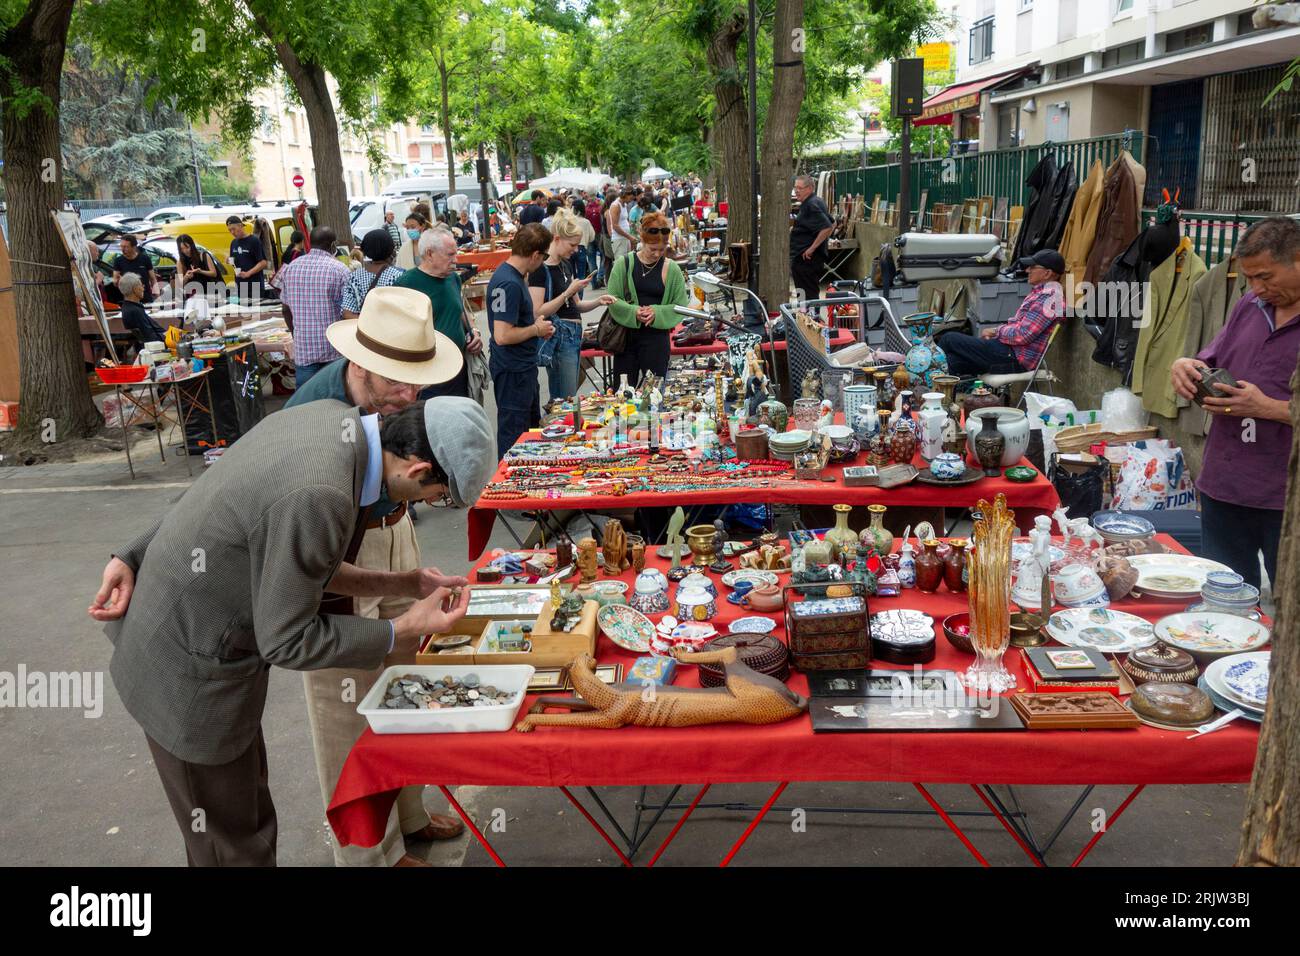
394;852;431;867
404;813;465;842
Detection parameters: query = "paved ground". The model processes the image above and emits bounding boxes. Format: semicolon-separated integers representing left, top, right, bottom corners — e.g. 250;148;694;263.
0;314;1254;866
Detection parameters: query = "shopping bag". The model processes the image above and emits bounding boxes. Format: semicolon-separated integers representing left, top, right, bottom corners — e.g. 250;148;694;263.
1110;440;1197;511
1048;453;1107;519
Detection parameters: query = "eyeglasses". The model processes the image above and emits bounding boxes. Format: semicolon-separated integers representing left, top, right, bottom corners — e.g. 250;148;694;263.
643;227;671;236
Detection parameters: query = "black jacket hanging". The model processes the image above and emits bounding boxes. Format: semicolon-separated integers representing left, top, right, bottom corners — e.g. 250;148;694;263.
1090;215;1181;374
1041;162;1078;252
1012;154;1059;263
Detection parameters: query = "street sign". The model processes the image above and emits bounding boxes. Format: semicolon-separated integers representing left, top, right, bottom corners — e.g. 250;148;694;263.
292;173;305;189
917;42;951;72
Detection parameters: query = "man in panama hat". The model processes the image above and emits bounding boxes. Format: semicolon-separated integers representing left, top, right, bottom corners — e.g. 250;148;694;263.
283;286;493;865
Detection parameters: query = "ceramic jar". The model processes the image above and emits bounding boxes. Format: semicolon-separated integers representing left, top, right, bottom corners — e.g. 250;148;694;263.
889;414;917;464
735;428;769;461
802;535;834;567
917;391;947;462
793;398;821;432
929;451;965;480
914;539;945;593
681;571;717;598
825;504;859;561
963;383;1000;417
964;406;1031;467
943;539;969;592
758;399;789;432
973;412;1005;476
1121;640;1200;686
897;542;916;588
673;585;716;622
861;503;894;556
844;385;876;439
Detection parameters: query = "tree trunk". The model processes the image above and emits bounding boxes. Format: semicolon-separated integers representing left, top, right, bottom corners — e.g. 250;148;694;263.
757;0;805;311
249;9;351;239
437;54;456;193
707;11;751;250
1;0;102;444
1237;356;1300;866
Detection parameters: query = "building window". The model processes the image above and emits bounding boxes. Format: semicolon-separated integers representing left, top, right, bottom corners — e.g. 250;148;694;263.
258;107;276;141
1019;0;1033;10
1102;41;1143;69
997;104;1020;149
969;17;994;64
1164;23;1211;53
1237;11;1261;35
1113;0;1133;15
1055;57;1085;80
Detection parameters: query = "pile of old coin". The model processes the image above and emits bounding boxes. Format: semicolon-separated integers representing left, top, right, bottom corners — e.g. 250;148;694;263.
382;673;515;710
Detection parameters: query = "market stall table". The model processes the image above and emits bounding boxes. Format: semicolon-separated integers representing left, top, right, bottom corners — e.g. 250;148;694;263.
458;247;510;272
465;432;1058;559
327;535;1259;866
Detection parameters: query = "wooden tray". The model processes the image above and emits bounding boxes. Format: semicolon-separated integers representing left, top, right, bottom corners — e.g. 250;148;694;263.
1010;691;1140;730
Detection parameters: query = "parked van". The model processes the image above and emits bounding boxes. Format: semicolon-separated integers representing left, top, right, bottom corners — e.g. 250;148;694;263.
160;205;316;285
348;195;425;245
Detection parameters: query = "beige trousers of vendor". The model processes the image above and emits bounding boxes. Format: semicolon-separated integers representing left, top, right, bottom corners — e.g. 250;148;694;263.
303;513;431;867
611;235;632;258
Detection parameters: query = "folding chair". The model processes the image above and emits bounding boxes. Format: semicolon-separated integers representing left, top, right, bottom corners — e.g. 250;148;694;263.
982;323;1061;408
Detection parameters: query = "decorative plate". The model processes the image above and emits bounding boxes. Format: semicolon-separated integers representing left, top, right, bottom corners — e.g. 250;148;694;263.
1156;612;1270;657
1044;607;1157;652
1197;676;1263;722
596;604;654;653
1216;653;1270;709
720;569;779;589
1091;511;1156;537
729;616;777;634
870;610;935;646
1127;554;1233;597
915;466;985;486
657;544;693;560
1012;540;1067;565
590;580;629;595
1003;465;1039;483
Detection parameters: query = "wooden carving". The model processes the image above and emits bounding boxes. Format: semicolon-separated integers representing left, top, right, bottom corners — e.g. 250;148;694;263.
602;518;630;574
515;648;808;731
577;537;599;584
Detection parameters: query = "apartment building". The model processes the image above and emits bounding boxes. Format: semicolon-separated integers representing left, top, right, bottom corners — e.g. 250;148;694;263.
921;0;1300;210
204;77;484;202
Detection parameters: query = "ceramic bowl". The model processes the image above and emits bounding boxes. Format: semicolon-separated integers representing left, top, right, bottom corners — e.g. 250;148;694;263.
672;585;716;622
680;571;718;598
1053;563;1109;607
1092;510;1156;542
929;452;965;480
634;568;668;594
964;406;1030;467
1155;612;1271;664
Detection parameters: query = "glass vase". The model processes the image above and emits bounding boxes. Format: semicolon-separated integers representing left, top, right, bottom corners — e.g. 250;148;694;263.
964;493;1017;693
821;369;853;413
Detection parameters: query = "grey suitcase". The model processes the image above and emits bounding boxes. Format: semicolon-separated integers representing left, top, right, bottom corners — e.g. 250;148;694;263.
893;232;1003;282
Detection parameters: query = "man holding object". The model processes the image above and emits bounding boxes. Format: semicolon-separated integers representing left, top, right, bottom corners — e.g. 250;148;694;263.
89;398;490;866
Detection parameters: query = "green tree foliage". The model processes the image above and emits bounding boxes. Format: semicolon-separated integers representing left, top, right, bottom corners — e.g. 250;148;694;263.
59;42;215;198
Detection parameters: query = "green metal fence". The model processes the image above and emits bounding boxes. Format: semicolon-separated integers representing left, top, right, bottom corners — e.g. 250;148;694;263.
833;132;1145;219
1145;209;1270;265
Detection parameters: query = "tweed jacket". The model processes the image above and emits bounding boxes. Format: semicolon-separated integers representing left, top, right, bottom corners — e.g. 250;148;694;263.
1131;243;1208;419
1176;256;1250;436
105;400;392;764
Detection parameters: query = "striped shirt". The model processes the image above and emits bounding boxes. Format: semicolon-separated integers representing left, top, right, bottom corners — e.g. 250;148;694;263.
341;264;405;316
275;248;349;365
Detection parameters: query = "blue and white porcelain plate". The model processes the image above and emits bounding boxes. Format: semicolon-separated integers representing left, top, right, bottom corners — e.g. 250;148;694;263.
1092;511;1156;537
729;616;777;635
1206;652;1269;710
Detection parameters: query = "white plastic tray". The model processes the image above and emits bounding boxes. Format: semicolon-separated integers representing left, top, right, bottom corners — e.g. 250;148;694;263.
357;664;535;734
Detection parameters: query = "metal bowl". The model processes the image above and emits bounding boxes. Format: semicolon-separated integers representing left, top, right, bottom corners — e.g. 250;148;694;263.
942;612;974;654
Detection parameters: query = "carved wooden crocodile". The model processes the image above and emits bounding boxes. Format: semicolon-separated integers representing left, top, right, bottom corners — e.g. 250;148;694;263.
514;646;807;731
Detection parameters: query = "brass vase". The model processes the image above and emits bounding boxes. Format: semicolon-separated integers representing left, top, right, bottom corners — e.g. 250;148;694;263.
825;504;859;561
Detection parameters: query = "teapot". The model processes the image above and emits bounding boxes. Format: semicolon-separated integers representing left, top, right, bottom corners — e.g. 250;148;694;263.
742;582;785;612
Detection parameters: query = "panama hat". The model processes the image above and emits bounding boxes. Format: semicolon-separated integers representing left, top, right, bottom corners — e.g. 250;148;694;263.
326;286;463;385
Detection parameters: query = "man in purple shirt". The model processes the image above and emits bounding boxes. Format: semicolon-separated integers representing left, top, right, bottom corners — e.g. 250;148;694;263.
1171;217;1300;591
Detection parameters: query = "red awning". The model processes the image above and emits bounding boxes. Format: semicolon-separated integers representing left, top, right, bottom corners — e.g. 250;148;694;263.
914;68;1033;126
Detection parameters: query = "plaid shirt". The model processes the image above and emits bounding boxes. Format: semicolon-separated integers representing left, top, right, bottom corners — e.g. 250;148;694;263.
341;264;404;316
275;248;349;365
997;281;1063;370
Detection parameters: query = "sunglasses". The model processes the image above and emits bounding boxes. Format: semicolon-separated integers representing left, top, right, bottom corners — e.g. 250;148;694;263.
643;227;671;236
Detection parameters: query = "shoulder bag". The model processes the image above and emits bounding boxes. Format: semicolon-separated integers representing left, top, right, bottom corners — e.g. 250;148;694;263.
595;253;634;354
460;284;490;405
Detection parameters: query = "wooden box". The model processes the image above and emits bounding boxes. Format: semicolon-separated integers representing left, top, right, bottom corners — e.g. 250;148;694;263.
416;615;595;669
784;586;871;671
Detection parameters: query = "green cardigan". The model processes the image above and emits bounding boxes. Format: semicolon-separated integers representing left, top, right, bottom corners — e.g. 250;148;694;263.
607;252;689;330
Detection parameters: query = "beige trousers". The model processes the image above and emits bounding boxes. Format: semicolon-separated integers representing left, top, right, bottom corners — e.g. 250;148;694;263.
303;512;429;867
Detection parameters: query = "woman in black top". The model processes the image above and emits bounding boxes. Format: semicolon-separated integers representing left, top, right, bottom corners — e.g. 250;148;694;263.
607;211;688;386
281;230;306;265
175;234;223;301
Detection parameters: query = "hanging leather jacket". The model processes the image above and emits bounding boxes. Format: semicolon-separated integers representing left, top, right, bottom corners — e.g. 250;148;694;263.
1084;152;1144;286
1012;154;1059;263
1041;162;1078;252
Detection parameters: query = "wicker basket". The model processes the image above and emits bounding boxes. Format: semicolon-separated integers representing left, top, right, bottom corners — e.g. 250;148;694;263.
698;633;790;687
1053;422;1159;456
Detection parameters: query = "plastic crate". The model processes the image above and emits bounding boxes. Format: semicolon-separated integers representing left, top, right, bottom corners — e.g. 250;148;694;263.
95;365;151;384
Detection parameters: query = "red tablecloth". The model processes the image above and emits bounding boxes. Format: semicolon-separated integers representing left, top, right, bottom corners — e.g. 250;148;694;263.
466;448;1059;559
458;248;510;272
327;535;1258;848
580;326;854;360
